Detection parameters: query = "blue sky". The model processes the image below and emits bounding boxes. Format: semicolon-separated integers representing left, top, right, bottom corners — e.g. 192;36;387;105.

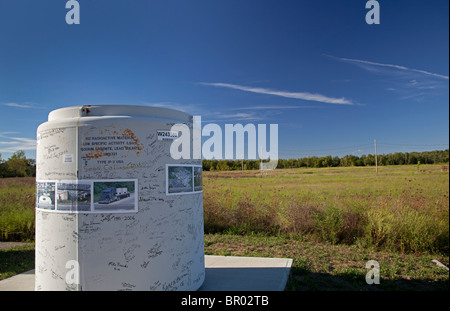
0;0;448;160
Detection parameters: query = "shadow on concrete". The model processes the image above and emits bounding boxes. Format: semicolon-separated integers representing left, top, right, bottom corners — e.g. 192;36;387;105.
0;247;34;276
199;267;291;291
285;266;449;291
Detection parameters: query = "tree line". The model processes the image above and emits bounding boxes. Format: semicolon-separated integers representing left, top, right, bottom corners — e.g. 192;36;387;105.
0;149;448;177
203;149;449;171
0;151;36;177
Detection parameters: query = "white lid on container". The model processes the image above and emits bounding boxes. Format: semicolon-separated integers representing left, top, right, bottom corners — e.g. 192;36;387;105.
48;105;192;123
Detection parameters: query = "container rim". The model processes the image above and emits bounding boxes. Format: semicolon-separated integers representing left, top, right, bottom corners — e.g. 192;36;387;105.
48;105;192;122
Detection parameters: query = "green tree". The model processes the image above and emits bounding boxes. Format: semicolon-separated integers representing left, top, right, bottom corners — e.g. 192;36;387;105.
364;154;375;166
7;150;28;177
332;156;340;167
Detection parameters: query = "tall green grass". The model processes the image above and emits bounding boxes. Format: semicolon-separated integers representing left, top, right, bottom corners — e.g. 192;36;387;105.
203;165;449;254
0;178;35;241
1;166;448;254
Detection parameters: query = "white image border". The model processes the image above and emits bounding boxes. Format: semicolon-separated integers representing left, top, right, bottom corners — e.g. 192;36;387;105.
166;164;203;196
36;179;138;214
91;179;138;214
36;180;57;212
55;180;92;213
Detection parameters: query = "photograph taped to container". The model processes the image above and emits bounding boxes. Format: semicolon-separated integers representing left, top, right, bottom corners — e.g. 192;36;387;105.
92;179;138;213
193;165;203;192
166;164;193;195
36;181;56;211
166;164;203;195
56;180;92;212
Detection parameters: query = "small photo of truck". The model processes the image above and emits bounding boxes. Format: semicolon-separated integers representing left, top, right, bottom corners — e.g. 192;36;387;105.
93;180;136;212
98;187;130;204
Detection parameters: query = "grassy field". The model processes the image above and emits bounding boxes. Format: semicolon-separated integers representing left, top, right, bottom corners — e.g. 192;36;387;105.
0;177;35;242
202;165;449;290
0;165;448;289
203;165;449;254
204;234;449;290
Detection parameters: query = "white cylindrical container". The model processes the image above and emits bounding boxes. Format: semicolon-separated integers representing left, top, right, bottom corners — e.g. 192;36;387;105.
35;105;204;291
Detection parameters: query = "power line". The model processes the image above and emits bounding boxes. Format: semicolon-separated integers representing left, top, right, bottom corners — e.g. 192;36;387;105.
278;141;448;158
279;142;448;153
279;143;373;153
377;143;449;147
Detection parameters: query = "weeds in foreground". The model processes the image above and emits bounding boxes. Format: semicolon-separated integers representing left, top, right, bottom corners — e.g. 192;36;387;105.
203;165;449;255
0;166;448;256
0;178;35;241
204;234;449;291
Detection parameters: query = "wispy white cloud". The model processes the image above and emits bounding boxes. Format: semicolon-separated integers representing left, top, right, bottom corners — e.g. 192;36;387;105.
199;82;355;105
234;105;322;110
0;132;20;135
142;99;322;123
0;133;36;153
202;111;268;122
219;113;265;121
2;102;35;108
326;54;449;80
142;102;206;115
406;79;438;90
143;101;273;121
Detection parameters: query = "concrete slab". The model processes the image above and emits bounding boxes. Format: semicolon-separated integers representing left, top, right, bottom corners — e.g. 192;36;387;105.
199;255;293;291
0;270;35;291
0;255;292;291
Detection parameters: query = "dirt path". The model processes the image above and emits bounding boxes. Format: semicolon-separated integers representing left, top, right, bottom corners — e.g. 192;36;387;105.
0;242;32;250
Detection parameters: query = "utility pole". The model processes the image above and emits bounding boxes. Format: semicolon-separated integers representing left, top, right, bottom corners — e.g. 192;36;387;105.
374;139;378;174
260;147;263;176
